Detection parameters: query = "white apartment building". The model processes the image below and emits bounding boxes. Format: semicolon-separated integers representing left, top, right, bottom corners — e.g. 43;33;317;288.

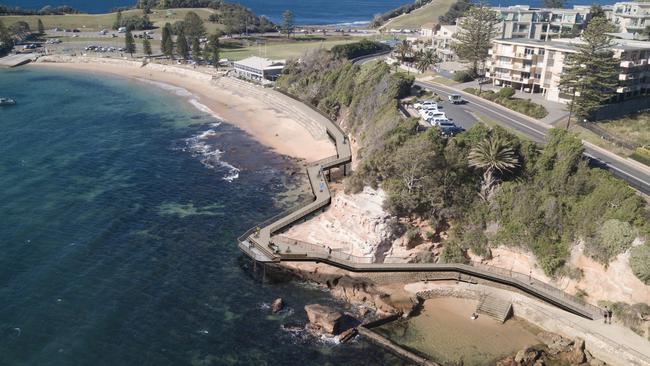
233;56;285;81
492;5;601;41
486;38;650;103
611;1;650;33
431;25;458;61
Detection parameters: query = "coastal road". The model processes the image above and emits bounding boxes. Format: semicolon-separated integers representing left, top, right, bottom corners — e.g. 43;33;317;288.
353;54;650;194
417;80;650;195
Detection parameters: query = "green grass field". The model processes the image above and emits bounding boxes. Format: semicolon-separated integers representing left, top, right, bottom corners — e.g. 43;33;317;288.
221;37;358;61
381;0;456;30
598;113;650;148
0;8;222;33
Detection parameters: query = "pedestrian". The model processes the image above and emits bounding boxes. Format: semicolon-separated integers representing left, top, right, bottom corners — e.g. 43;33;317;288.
608;308;613;324
328;246;332;255
603;306;609;324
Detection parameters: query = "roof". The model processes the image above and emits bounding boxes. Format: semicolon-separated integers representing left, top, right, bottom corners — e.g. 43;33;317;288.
494;37;650;53
234;56;285;71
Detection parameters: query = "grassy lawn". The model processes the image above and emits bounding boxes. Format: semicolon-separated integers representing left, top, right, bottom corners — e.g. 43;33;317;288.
0;8;221;33
220;38;358;61
381;0;456;29
597;113;650;148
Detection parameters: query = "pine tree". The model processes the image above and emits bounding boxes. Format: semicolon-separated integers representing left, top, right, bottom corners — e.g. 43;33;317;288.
124;30;136;56
559;17;619;121
451;3;500;76
161;22;174;58
143;37;152;56
176;28;189;59
191;37;201;60
207;32;220;68
282;10;294;39
113;10;123;30
37;19;45;35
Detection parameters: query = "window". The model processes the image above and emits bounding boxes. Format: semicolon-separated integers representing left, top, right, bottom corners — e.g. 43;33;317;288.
524;48;535;55
538;48;545;55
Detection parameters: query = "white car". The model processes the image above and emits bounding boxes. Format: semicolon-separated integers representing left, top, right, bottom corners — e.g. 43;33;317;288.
429;117;451;126
414;100;437;110
423;111;446;120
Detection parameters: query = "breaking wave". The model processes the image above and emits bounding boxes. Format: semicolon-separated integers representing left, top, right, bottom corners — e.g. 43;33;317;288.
184;123;240;182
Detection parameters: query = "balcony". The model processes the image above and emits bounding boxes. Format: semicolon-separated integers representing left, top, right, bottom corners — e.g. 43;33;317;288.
620;60;634;68
514;53;535;60
619;73;636;81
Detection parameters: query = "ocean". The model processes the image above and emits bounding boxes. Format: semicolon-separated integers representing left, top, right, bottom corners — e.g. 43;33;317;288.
0;67;406;366
4;0;611;24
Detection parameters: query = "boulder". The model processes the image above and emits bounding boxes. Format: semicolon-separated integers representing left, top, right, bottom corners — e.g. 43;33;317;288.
271;298;284;314
496;356;517;366
560;338;586;364
338;328;357;343
304;304;343;335
514;347;541;365
537;331;573;355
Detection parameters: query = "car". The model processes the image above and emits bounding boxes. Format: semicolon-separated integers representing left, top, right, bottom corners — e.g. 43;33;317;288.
423;111;447;120
439;123;465;137
414;100;437;110
429;117;451;126
448;94;466;104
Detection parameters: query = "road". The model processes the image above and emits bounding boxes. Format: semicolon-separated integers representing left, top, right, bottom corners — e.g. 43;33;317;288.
353;53;650;195
418;80;650;195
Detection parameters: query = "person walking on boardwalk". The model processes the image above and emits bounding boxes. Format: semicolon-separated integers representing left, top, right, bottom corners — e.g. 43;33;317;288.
608;308;613;324
603;307;609;324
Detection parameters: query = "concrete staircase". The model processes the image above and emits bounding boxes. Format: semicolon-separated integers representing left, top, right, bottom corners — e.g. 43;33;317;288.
476;295;512;323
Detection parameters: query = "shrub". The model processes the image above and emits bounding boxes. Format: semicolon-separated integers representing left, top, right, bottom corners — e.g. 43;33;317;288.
497;87;516;99
330;39;390;60
440;242;468;264
453;70;475;83
630;244;650;284
587;219;637;263
405;227;421;246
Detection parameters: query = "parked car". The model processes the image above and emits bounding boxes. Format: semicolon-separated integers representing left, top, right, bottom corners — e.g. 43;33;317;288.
118;27;127;33
414;100;437;110
448;94;466;104
423;111;447;121
438;121;465;136
429;117;451;126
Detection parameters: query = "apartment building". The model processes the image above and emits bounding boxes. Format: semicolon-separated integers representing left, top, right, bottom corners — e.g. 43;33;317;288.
486;38;650;103
493;5;601;41
430;25;458;61
611;1;650;33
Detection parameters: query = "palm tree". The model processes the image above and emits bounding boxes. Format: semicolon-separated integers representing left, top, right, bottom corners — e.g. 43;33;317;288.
394;40;411;63
468;136;519;201
415;48;440;74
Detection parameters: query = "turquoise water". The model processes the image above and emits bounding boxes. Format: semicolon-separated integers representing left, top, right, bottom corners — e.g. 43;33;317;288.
0;68;403;366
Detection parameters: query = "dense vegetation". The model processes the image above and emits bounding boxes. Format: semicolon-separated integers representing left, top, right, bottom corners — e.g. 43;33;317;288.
439;0;472;24
330;40;390;60
113;11;154;31
136;0;275;34
0;20;13;57
0;5;80;15
370;0;433;28
277;52;649;282
465;87;549;119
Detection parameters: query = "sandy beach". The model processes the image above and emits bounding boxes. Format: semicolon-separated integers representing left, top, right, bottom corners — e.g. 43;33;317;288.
31;56;337;162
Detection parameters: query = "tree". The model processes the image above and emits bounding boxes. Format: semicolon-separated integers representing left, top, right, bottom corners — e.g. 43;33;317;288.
451;3;500;76
161;22;174;58
542;0;564;8
0;20;14;57
590;5;607;20
191;37;201;60
468;135;519;201
176;28;189;59
183;11;206;39
415;48;440;73
37;19;45;35
142;37;152;56
124;30;136;56
630;245;650;285
113;10;123;30
207;32;220;68
394;39;411;62
559;17;619;121
282;10;294;38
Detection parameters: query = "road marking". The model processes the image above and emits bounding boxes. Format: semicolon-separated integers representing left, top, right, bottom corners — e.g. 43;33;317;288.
584;153;650;187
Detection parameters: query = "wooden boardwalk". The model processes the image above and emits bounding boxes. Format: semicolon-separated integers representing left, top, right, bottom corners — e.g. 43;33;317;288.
237;86;603;321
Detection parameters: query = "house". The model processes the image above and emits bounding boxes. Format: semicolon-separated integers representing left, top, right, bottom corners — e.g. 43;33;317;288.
486;37;650;103
232;56;286;81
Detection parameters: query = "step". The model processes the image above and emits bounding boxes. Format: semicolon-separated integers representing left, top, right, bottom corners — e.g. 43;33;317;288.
476;295;512;323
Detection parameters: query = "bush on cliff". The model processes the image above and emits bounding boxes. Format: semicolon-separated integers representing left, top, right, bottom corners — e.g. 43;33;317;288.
630;245;650;285
330;39;390;60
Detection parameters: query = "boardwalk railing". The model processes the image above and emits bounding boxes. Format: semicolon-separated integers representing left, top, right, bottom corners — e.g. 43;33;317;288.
236;80;603;321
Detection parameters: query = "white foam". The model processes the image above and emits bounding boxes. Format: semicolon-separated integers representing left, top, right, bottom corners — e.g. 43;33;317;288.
135;78;224;120
185;128;240;182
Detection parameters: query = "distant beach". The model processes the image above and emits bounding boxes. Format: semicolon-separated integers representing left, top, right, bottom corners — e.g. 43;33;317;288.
32;56;336;162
